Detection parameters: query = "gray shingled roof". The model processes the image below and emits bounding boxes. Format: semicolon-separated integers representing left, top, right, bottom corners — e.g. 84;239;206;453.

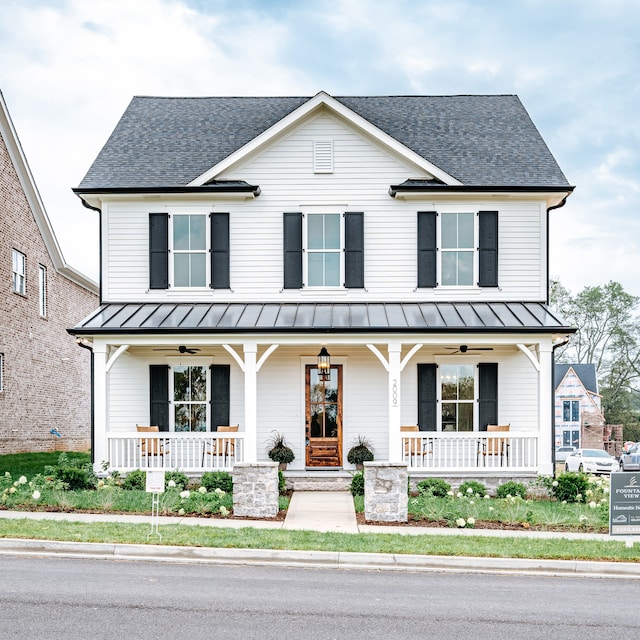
71;301;573;335
555;363;599;394
78;94;570;189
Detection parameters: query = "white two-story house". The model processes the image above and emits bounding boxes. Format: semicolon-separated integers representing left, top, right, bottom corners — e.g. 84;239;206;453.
71;92;574;478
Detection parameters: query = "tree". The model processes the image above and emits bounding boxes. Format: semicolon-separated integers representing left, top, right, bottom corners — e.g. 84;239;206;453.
549;279;640;430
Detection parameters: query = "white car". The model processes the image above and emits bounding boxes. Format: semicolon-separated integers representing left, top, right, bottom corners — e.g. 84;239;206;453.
564;448;620;474
555;446;577;463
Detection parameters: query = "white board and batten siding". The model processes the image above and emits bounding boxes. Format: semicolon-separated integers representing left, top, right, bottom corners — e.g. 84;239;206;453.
101;112;548;303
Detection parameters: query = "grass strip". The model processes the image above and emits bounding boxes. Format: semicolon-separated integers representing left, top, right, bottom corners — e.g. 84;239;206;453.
0;518;638;563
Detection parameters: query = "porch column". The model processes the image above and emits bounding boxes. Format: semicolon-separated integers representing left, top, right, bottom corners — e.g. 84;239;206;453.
538;341;554;475
93;344;108;474
388;343;402;463
243;342;258;463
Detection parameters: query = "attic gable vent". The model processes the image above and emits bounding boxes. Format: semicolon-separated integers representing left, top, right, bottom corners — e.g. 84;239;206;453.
314;140;334;173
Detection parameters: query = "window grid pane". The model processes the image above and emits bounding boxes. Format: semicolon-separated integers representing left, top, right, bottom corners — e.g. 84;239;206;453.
440;213;475;286
39;265;47;317
172;214;207;287
307;214;341;287
12;249;26;294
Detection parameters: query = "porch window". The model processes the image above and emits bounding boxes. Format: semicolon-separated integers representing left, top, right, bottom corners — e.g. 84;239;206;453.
440;363;474;431
172;365;207;432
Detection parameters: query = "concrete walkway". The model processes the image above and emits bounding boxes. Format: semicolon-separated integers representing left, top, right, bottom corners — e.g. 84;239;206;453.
283;491;359;533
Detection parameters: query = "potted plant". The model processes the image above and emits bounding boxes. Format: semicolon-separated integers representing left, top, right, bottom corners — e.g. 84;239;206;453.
266;431;295;470
347;434;375;470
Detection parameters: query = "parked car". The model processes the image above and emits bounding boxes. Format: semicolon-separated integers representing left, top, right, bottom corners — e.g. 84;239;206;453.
619;442;640;471
555;446;577;463
564;448;620;474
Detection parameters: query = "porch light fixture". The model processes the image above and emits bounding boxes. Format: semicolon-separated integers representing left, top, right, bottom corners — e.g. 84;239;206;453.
317;346;331;382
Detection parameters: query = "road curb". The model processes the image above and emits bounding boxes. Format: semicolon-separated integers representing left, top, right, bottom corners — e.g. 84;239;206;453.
1;538;639;578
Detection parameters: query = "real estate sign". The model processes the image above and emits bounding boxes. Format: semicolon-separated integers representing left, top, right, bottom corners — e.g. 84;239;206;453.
610;472;640;535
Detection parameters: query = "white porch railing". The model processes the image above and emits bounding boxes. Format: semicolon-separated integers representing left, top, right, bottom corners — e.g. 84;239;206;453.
107;432;245;473
401;431;538;473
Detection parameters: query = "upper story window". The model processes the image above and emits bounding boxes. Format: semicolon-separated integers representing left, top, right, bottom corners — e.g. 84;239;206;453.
149;212;229;290
306;213;341;287
440;213;474;286
171;214;208;287
563;400;580;422
38;265;47;317
417;210;498;289
283;211;364;290
12;249;26;294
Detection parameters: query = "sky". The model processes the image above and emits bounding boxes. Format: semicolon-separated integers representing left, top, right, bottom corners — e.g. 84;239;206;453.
0;0;638;295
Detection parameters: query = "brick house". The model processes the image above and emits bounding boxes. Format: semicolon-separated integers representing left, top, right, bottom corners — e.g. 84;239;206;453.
0;90;98;454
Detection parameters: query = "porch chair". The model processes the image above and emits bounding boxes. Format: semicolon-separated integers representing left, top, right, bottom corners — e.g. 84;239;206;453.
478;425;510;466
136;425;169;459
401;425;432;463
202;425;239;465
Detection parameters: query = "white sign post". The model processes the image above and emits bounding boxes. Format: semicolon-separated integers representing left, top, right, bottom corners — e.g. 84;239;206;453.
146;470;165;540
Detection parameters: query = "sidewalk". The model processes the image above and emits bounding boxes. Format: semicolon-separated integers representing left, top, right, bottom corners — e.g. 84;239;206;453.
0;492;639;578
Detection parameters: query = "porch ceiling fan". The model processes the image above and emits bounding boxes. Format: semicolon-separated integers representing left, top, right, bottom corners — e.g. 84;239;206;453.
441;345;494;355
153;345;201;355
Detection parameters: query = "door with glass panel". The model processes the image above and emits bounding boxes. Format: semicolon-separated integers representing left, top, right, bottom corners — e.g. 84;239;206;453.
305;365;342;467
172;365;207;431
440;363;474;431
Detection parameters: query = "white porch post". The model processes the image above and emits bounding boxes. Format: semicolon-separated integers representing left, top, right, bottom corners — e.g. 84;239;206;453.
243;342;258;463
538;341;554;475
92;344;108;474
388;343;402;463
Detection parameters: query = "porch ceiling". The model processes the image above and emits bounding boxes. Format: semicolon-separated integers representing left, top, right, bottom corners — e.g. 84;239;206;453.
70;301;574;335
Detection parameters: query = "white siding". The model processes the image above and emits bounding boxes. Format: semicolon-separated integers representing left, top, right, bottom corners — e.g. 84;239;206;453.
102;111;548;303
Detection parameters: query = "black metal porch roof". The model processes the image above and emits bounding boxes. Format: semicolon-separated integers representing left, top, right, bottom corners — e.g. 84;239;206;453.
70;302;574;335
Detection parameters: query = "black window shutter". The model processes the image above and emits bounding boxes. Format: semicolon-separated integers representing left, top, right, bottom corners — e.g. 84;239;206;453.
210;365;230;431
417;211;437;288
417;363;437;431
149;365;169;432
283;212;303;289
344;212;364;288
478;211;498;287
149;213;169;289
210;212;230;289
478;363;498;431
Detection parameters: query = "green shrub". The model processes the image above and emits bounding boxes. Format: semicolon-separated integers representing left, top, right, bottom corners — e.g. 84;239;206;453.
458;480;487;497
350;471;365;496
551;472;590;503
122;469;146;491
278;470;287;495
200;471;233;493
495;481;527;499
416;477;451;498
55;466;95;490
165;471;189;490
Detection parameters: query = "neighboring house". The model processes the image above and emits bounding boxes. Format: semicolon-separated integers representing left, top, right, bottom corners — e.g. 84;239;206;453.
0;90;98;454
71;92;575;478
554;363;603;449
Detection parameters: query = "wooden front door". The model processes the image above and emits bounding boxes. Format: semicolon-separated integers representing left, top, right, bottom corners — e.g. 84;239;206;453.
305;365;342;467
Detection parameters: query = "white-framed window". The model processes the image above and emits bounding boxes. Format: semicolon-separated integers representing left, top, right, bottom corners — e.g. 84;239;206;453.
170;365;208;432
38;265;47;317
12;249;26;294
440;212;475;286
170;213;208;287
0;353;3;392
439;362;475;431
305;213;342;287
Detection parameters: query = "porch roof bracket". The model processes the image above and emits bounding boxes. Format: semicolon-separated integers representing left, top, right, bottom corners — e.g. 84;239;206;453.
400;343;423;372
366;344;389;372
257;344;279;372
222;344;245;372
106;344;129;373
517;343;540;372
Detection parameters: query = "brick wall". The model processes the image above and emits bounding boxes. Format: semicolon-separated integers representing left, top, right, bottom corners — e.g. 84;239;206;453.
0;127;98;453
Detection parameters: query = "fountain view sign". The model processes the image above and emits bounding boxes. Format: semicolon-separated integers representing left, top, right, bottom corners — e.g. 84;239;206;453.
610;472;640;535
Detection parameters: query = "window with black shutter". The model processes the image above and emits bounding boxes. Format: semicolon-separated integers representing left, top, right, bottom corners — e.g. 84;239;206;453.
149;365;169;431
417;211;437;288
210;365;231;431
149;213;169;290
210;212;230;289
478;363;498;431
344;212;364;288
478;211;498;287
417;363;438;431
283;212;303;289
